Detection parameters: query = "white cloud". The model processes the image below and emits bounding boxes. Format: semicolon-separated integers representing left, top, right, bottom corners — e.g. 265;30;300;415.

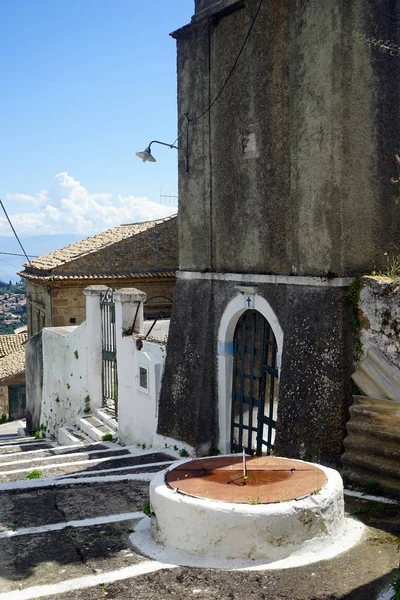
2;173;176;236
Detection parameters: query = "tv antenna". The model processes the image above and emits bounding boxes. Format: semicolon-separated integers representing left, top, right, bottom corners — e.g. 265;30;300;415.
159;186;178;206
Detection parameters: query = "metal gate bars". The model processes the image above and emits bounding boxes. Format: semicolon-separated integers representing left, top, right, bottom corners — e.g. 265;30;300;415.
100;288;118;417
231;309;279;455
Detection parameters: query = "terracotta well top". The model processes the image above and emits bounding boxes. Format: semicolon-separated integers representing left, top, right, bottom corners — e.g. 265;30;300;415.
165;456;328;504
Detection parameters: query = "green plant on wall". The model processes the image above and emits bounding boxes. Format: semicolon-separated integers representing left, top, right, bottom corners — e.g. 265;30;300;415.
83;395;91;414
372;251;400;279
74;350;79;359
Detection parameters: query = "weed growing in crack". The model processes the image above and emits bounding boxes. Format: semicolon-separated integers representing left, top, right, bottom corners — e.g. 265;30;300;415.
26;470;42;479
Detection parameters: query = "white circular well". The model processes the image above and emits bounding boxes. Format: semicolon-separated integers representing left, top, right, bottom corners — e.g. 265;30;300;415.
149;457;349;562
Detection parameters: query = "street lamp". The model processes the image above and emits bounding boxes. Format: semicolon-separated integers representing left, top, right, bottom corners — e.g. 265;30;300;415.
135;140;178;163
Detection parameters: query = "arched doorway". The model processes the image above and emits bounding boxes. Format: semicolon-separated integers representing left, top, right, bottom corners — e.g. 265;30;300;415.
231;309;279;455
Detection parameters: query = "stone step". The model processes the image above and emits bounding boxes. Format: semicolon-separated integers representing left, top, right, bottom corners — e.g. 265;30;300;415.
0;479;150;531
0;518;146;594
0;433;21;444
57;462;171;481
58;425;91;447
0;476;151;595
77;415;116;443
0;519;149;594
95;408;118;431
0;446;130;469
0;440;54;455
0;452;174;484
0;436;49;447
0;442;109;464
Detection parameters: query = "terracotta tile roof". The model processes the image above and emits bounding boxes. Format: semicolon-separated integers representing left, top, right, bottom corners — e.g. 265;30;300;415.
0;333;27;359
0;350;25;380
0;333;27;380
20;269;176;283
18;215;177;280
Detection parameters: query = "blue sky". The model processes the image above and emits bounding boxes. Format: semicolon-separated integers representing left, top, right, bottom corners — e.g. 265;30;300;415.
0;0;192;243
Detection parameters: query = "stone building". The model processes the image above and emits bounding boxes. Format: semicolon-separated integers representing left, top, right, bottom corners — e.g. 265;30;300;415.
157;0;400;466
0;332;27;420
19;215;178;337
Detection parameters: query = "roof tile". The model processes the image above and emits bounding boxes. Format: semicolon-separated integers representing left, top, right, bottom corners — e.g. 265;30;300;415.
21;215;177;273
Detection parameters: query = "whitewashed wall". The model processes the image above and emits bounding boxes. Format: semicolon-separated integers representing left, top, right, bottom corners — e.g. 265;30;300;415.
114;289;166;447
39;285;166;446
40;286;105;438
40;324;89;438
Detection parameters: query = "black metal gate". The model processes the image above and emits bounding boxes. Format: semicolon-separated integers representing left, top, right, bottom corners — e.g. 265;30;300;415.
231;310;279;455
100;288;118;416
8;385;26;421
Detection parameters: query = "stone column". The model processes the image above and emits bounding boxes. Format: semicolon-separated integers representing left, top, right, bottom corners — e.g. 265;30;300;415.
114;288;147;337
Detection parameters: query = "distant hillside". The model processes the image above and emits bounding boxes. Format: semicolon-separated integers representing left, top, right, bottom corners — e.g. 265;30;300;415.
0;234;82;282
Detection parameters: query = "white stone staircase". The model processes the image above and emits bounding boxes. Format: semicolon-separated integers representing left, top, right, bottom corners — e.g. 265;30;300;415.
0;420;178;596
58;407;118;446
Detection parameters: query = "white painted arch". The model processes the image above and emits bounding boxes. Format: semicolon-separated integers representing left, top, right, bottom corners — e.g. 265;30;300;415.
217;292;284;454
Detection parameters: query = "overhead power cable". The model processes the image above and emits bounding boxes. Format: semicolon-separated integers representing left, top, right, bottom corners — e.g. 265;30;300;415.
0;251;38;258
0;200;32;266
171;0;264;147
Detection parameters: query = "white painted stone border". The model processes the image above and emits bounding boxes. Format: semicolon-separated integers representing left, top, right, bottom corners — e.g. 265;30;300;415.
0;441;98;458
0;472;157;492
130;515;364;571
57;426;85;447
0;561;177;600
0;445;136;469
0;511;144;539
0;453;172;477
178;271;354;287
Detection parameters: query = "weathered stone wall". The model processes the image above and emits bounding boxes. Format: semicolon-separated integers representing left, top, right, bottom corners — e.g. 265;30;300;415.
51;279;175;327
26;281;52;337
358;276;400;369
158;277;354;467
25;331;43;434
194;0;239;19
27;278;176;332
0;385;6;416
56;217;178;275
174;0;400;277
41;324;90;439
159;0;400;465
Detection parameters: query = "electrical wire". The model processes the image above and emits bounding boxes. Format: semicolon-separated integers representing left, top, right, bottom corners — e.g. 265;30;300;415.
0;251;38;258
171;0;264;147
190;0;264;124
0;200;32;266
0;256;21;269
